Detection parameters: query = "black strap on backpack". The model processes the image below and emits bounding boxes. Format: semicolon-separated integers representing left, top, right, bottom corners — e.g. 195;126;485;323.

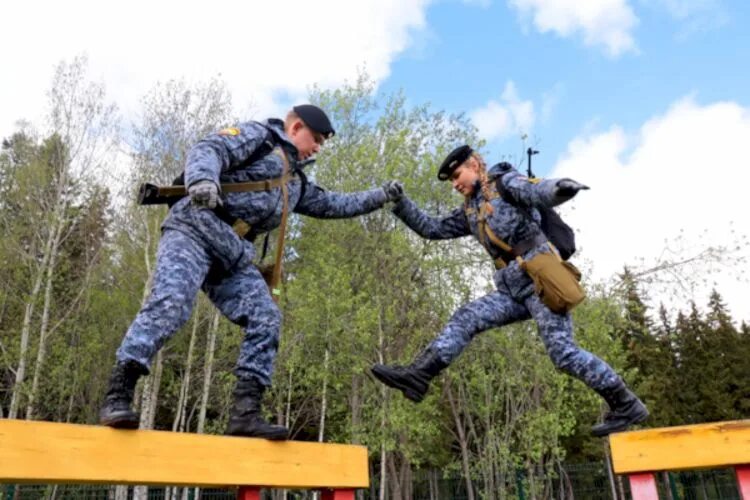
493;165;577;260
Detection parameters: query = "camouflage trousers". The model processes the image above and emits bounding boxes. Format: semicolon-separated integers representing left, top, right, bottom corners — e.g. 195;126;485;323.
431;290;620;391
116;228;281;386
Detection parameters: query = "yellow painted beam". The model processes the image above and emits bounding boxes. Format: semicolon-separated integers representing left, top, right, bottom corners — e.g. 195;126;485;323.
0;419;369;489
610;420;750;474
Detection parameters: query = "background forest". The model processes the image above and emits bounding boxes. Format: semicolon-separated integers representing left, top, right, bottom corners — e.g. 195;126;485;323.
1;57;748;500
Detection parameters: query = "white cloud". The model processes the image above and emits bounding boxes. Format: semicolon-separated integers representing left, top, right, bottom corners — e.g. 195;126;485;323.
508;0;639;57
0;0;432;140
552;97;750;322
470;81;535;142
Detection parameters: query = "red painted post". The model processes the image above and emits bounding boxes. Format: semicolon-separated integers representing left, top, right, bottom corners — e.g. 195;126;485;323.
629;472;659;500
736;465;750;500
321;489;356;500
237;486;261;500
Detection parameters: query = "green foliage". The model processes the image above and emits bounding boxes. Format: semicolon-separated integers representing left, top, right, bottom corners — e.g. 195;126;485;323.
1;65;747;498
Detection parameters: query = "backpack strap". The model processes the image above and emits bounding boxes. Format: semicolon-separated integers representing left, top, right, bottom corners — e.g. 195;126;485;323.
468;191;516;268
492;167;518;207
266;147;291;301
148;174;299;199
467;179;549;268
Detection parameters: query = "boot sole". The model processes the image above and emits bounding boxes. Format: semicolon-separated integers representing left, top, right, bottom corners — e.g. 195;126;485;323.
100;412;139;429
591;407;650;437
226;428;289;440
370;366;425;403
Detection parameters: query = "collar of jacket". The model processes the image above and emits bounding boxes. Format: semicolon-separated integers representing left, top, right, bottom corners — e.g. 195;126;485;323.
264;118;300;160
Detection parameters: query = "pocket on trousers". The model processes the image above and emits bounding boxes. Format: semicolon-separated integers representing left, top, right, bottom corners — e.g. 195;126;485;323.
520;252;586;314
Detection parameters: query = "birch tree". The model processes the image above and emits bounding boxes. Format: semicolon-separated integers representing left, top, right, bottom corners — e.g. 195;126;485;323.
2;55;119;420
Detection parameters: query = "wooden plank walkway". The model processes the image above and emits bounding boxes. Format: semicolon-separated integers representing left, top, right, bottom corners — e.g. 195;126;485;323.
609;420;750;499
0;419;368;499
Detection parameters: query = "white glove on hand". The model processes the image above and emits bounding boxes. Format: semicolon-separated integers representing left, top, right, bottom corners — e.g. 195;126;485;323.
188;180;220;209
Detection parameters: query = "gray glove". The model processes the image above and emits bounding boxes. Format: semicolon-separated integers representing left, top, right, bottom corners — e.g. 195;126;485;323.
188;180;220;209
554;179;589;204
382;180;404;202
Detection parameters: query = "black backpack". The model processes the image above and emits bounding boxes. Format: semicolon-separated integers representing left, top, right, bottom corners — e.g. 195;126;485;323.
494;174;576;260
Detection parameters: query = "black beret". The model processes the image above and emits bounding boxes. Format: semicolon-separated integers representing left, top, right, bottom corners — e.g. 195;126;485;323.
293;104;335;139
438;145;473;180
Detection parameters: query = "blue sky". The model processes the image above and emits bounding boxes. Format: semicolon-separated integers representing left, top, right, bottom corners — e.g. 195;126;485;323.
2;0;749;320
380;0;750;176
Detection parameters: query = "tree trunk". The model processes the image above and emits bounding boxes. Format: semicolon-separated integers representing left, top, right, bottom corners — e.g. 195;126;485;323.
350;374;362;444
699;472;709;500
8;245;51;418
25;217;64;419
446;382;475;500
114;485;128;500
318;347;330;442
403;461;413;500
387;453;402;500
617;475;626;500
284;368;293;429
198;310;219;433
662;471;674;500
191;310;219;500
132;350;163;500
377;300;387;500
8;129;73;420
605;446;618;500
429;469;439;500
173;306;200;432
139;342;164;431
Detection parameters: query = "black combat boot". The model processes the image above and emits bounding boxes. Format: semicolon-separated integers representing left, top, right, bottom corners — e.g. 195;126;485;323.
99;360;148;429
370;347;448;403
226;378;289;440
591;380;649;437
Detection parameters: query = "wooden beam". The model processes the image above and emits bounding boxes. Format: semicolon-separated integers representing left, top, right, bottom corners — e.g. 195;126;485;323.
610;420;750;474
0;419;369;489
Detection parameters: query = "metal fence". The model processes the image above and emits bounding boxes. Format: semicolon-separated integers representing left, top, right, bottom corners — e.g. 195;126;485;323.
0;486;236;500
1;464;744;499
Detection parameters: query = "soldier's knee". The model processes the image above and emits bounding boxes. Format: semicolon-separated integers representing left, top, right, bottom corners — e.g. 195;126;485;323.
176;303;195;326
451;303;475;321
449;303;483;332
547;341;580;372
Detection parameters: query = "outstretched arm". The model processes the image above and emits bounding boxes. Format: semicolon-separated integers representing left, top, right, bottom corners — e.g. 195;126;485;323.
293;180;389;219
498;165;589;208
391;196;471;240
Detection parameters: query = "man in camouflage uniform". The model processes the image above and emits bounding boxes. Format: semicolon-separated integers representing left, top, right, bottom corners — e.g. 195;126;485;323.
371;145;648;436
101;105;402;439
